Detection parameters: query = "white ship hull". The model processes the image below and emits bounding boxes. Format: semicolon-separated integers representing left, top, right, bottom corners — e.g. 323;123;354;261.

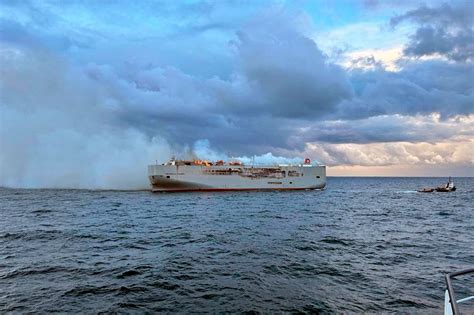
148;164;326;192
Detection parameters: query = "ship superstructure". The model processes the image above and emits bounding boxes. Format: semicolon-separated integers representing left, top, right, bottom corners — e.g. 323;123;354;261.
148;158;326;192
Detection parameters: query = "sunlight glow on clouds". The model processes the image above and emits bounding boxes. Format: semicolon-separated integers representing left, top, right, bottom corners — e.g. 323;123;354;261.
305;138;473;167
342;47;404;71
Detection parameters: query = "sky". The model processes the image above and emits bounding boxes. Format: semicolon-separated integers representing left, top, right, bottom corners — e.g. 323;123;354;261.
0;0;473;188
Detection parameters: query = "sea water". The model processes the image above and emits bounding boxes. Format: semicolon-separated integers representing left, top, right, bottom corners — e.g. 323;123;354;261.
1;177;473;313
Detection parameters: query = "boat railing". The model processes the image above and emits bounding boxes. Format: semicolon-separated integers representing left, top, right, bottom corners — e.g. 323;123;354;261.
444;268;474;315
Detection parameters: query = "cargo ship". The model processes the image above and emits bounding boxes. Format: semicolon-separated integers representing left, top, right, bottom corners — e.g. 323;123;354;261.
148;158;326;192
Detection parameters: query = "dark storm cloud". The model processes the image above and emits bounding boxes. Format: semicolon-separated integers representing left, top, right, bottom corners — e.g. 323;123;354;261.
213;111;473;153
391;1;474;62
82;62;306;154
403;26;473;62
81;63;228;142
229;11;353;119
336;60;474;121
390;1;472;28
62;9;355;152
298;114;474;144
79;55;473;153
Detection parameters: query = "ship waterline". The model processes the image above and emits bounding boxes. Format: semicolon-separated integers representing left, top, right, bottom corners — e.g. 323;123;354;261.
148;161;326;192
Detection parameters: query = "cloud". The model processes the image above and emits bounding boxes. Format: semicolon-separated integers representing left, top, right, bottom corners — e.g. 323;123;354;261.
342;47;403;71
338;60;474;120
304;139;474;168
296;114;474;144
63;8;357;151
391;1;474;62
228;9;353;119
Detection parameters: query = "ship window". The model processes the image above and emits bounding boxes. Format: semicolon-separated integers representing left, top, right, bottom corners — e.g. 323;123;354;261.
166;176;170;179
288;171;300;177
289;181;293;184
316;176;320;178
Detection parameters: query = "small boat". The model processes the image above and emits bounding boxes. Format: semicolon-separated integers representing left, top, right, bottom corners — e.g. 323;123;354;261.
418;177;456;193
436;177;456;192
418;188;434;193
444;268;474;314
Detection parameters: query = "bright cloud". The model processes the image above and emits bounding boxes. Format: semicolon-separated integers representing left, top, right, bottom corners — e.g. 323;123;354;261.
305;139;473;167
342;47;404;71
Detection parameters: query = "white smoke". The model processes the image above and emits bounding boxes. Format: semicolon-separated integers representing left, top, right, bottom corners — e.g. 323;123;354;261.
192;139;310;165
0;47;172;190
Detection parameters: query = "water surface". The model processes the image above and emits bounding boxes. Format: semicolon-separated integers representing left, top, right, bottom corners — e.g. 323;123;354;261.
1;177;473;313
